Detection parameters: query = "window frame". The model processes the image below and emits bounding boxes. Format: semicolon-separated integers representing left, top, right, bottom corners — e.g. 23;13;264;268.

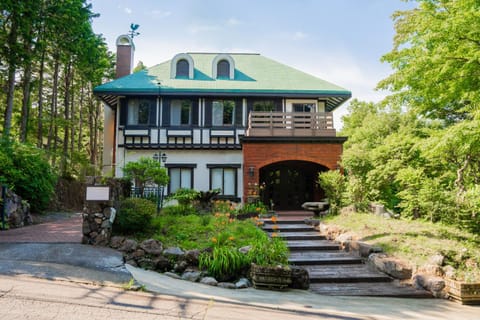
176;59;190;78
170;99;192;126
166;164;196;194
217;60;230;79
212;99;235;126
127;98;151;126
207;164;240;199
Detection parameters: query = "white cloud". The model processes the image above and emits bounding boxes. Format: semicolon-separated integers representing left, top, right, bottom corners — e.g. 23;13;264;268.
150;10;172;18
124;7;132;14
293;31;308;40
187;24;219;35
227;18;241;26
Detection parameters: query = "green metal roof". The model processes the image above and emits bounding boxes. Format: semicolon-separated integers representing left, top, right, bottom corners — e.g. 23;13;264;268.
94;53;351;111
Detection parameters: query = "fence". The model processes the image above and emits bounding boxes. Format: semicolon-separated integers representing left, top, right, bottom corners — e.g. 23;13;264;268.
131;186;165;212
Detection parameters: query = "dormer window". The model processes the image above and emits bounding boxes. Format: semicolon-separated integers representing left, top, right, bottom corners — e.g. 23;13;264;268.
176;59;189;78
212;54;235;80
217;60;230;78
171;53;194;79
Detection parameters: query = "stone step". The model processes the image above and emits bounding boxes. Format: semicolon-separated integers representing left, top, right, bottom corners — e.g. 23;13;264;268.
289;251;363;265
271;232;326;241
309;282;432;298
286;240;341;251
263;219;307;225
304;264;392;283
263;224;315;232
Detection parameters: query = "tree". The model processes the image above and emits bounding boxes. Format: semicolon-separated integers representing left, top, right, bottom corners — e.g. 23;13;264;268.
378;0;480;120
122;157;169;193
133;61;147;73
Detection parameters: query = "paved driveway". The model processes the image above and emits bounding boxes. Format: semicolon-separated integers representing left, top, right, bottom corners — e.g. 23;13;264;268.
0;213;82;243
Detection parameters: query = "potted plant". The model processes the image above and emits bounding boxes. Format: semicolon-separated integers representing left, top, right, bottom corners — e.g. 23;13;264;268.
248;235;291;290
445;269;480;305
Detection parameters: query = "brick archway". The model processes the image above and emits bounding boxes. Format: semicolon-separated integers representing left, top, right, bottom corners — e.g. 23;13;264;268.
242;138;346;204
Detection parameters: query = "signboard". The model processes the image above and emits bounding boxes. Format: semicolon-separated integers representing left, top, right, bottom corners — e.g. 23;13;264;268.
86;186;110;201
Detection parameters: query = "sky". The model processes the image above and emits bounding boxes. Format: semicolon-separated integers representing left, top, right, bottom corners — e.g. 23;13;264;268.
90;0;416;127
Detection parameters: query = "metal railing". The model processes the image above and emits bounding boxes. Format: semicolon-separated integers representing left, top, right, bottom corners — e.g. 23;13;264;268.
131;186;165;212
246;111;336;137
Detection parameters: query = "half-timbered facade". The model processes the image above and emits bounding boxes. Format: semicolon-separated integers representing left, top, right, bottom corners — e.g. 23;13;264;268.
94;35;351;209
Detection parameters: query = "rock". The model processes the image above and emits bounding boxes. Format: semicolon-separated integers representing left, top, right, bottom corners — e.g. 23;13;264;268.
125;259;138;267
163;247;185;260
164;272;181;279
443;265;456;279
217;282;236;289
110;236;125;249
154;256;172;272
413;274;446;298
304;218;320;226
335;232;354;243
345;241;383;258
290;266;310;290
173;260;188;274
368;253;412;280
119;239;138;253
181;271;202;282
140;239;164;256
185;249;200;265
132;249;146;259
428;254;445;266
138;258;155;270
200;277;218;286
239;245;252;254
4;189;31;228
235;278;251;289
417;264;444;277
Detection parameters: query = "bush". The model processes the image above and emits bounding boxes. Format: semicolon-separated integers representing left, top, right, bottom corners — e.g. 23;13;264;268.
199;246;249;281
161;204;198;216
247;233;289;266
114;198;156;235
168;188;199;206
0;140;56;212
318;170;346;215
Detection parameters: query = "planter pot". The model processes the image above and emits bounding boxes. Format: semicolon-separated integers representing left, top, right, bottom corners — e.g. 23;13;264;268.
250;264;292;290
445;278;480;305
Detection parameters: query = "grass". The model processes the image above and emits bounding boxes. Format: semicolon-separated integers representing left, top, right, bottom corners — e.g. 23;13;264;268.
323;211;480;281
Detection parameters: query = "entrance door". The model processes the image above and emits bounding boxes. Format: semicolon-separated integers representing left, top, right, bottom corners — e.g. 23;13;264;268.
260;161;327;210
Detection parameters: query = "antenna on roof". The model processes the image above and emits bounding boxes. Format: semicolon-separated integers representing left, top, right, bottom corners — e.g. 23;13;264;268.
129;23;140;38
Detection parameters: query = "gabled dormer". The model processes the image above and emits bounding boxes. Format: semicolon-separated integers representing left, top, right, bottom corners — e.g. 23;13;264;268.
170;53;194;79
212;54;235;80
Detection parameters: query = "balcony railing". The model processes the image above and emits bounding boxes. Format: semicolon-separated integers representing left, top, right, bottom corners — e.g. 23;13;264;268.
246;112;336;137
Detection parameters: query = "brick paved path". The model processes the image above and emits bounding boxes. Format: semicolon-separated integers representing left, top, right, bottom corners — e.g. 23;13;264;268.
0;213;82;243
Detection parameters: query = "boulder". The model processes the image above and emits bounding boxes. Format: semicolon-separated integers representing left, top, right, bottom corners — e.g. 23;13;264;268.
164;272;182;279
163;247;185;260
119;239;138;253
413;274;446;298
173;260;188;274
140;239;163;256
181;271;202;282
428;254;445;267
200;277;218;286
110;236;126;249
345;241;383;258
184;249;200;265
368;253;412;280
417;264;444;277
442;265;456;279
154;256;172;272
217;282;236;289
138;257;155;270
290;266;310;290
4;189;31;228
335;232;354;243
235;278;251;289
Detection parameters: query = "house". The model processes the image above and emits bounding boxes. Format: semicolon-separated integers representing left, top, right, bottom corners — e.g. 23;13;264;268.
94;35;351;210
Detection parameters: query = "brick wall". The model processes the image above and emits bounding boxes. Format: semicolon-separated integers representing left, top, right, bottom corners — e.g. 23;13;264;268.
242;141;344;202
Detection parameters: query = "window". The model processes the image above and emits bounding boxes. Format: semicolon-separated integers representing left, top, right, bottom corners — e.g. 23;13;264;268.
253;100;275;112
293;103;315;113
212;100;235;126
127;99;150;125
217;60;230;78
171;100;192;125
176;59;189;78
210;168;237;196
169;167;193;194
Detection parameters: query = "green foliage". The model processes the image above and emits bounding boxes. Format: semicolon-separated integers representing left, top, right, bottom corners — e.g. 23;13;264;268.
317;170;346;215
168;188;200;206
199;246;249;281
247;233;289;266
161;204;198;216
122;157;169;189
236;202;268;215
0;140;56;211
114;198;156;235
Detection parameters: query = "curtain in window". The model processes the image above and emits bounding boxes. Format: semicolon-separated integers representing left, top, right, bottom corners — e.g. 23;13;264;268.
223;169;235;195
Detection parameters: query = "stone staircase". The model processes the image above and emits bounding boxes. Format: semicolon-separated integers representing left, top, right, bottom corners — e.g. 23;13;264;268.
262;212;431;297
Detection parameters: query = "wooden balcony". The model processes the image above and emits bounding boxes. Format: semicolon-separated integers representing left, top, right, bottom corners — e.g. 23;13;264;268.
246;112;336;137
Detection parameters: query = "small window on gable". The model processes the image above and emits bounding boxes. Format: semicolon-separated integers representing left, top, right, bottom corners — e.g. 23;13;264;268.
217;60;230;78
176;59;189;78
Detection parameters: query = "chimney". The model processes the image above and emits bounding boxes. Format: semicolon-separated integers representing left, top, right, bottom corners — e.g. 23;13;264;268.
115;35;134;79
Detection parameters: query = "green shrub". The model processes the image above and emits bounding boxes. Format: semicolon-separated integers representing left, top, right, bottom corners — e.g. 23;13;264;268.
318;170;346;215
114;198;156;235
247;234;289;266
0;140;56;212
161;204;198;216
168;188;199;206
199;246;249;281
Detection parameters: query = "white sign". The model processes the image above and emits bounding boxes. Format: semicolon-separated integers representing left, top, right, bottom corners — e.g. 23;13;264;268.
86;186;110;201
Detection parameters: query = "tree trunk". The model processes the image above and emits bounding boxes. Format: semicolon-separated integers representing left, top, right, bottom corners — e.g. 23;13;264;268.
61;61;72;176
37;49;46;148
47;58;59;152
77;84;84;151
20;59;33;142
